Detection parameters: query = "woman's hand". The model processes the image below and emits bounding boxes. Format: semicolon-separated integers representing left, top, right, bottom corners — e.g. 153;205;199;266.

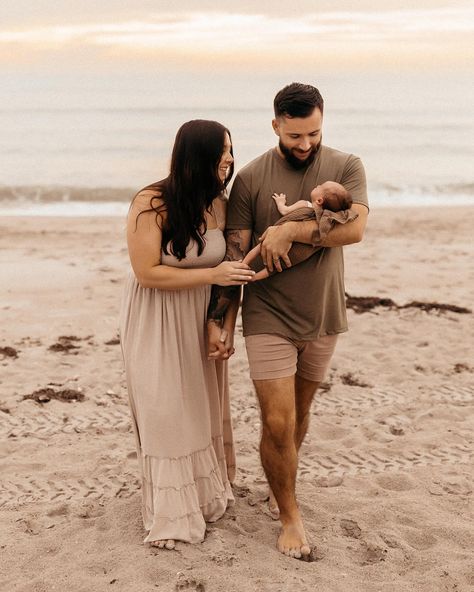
207;322;235;359
212;261;255;286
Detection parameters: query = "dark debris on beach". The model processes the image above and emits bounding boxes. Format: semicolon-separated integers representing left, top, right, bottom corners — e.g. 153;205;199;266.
340;373;372;388
48;335;94;353
345;293;471;315
0;346;19;359
23;387;85;404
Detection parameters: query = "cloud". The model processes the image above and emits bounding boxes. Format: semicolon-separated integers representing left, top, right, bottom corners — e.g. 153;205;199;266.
0;8;472;69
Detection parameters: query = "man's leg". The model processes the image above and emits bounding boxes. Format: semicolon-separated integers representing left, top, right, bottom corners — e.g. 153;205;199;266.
253;376;311;559
267;376;319;521
268;335;337;519
294;335;338;450
294;375;320;451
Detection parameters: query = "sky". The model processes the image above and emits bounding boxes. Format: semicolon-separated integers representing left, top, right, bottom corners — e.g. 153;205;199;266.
1;0;473;74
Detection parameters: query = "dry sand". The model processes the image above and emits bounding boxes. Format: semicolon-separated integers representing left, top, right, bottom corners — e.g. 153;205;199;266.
0;207;473;592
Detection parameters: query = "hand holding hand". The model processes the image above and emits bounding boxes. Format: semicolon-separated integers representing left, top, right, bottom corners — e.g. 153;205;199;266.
207;321;235;360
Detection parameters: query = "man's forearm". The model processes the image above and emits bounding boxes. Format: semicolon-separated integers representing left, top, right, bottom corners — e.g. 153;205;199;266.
319;204;368;247
284;220;318;245
207;228;252;323
208;285;240;323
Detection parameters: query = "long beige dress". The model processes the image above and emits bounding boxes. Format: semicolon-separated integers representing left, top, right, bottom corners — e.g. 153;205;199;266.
119;222;236;544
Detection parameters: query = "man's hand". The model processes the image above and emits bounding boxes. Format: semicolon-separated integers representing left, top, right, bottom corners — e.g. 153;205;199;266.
207;321;235;360
259;222;296;273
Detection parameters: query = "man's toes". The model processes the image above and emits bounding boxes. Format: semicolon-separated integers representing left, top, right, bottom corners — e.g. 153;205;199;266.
301;544;311;556
165;539;175;550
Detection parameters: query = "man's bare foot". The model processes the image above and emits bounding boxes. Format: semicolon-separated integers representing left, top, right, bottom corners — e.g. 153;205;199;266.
150;539;175;550
268;488;280;520
277;518;311;560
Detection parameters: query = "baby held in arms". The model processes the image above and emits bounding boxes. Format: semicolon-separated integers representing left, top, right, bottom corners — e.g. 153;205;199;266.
243;181;357;280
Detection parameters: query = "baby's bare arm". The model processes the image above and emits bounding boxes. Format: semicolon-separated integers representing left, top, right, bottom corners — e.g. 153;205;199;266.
272;193;312;216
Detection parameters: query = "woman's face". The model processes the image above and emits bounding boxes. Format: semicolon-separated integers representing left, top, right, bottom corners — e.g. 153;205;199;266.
217;133;233;182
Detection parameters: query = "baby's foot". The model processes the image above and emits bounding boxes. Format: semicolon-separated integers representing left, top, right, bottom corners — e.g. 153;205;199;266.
150;539;175;550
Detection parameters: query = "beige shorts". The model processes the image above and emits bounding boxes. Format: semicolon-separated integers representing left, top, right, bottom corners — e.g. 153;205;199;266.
245;333;338;382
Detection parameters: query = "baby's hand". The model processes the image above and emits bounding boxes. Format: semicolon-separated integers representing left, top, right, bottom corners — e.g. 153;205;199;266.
272;192;287;207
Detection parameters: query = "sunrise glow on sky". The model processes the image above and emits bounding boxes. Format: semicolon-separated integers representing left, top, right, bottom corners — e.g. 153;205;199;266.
1;1;473;72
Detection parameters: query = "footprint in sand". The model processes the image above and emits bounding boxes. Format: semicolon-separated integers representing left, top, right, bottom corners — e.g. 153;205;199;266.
376;474;417;492
340;519;362;539
401;527;437;551
175;572;206;591
429;475;472;496
361;538;388;565
210;551;237;567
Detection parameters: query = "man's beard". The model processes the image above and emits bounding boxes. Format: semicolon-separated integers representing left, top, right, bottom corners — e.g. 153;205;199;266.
279;139;321;170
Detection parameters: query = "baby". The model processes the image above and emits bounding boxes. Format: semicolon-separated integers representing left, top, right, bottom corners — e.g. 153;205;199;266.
244;181;357;280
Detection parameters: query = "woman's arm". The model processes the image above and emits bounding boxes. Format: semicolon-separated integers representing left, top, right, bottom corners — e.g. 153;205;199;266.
127;193;253;290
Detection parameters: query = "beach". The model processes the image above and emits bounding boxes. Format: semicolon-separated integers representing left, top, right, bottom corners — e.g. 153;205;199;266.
0;206;473;592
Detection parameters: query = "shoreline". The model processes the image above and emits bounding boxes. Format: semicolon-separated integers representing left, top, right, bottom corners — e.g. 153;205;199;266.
1;199;474;218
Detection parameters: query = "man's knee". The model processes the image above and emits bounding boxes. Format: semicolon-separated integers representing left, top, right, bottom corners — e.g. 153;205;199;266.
262;410;295;447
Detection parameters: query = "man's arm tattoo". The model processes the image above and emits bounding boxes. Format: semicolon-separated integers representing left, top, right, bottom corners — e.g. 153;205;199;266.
207;230;250;323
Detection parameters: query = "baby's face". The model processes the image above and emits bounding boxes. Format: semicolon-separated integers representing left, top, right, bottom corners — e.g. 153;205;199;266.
310;186;325;205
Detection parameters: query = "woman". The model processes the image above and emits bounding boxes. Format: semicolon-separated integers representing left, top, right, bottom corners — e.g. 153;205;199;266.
120;120;254;548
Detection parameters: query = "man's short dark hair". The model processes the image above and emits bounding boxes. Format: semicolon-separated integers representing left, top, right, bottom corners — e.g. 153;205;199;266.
274;83;324;118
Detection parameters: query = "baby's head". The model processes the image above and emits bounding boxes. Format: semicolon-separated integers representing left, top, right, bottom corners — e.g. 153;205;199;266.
310;181;352;212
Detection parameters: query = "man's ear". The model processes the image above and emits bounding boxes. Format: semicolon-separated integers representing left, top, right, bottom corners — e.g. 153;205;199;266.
272;118;280;136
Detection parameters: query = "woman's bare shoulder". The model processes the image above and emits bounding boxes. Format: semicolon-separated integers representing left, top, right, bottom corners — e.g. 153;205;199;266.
134;185;164;207
130;185;166;215
128;186;167;231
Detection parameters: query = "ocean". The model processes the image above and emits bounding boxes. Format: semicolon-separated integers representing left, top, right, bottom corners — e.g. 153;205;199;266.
1;71;472;216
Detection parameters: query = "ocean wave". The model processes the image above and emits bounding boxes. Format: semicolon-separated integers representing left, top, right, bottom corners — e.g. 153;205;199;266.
0;185;134;203
375;182;474;197
0;183;473;217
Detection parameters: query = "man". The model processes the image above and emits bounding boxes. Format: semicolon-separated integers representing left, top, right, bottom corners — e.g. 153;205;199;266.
207;83;368;560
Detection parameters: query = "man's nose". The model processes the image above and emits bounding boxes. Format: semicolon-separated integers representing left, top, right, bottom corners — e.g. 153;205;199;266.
299;139;311;151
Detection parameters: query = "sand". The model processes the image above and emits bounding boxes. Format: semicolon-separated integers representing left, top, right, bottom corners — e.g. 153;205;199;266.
0;207;473;592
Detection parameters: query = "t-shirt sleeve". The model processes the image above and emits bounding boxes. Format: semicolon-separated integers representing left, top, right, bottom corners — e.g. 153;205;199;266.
341;156;369;210
226;173;254;230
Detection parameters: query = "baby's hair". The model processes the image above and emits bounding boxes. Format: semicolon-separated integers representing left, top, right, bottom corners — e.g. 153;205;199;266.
323;185;352;212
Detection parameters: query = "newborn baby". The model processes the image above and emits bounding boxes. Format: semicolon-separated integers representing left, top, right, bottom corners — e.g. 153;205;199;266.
244;181;357;280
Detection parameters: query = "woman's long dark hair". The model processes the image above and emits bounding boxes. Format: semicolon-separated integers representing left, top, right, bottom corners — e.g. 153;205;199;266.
135;119;233;260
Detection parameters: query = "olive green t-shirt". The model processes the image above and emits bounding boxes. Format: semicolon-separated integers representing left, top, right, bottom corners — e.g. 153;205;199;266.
226;146;368;340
